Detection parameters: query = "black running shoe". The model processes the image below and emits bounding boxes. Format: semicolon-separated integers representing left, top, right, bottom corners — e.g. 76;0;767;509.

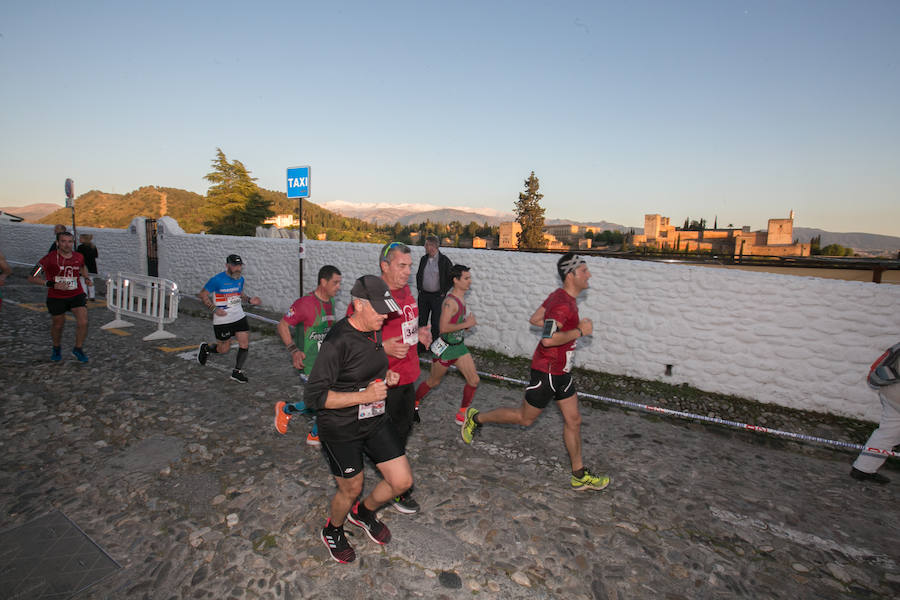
347;502;392;544
391;492;420;514
321;520;355;563
230;369;248;383
197;343;209;366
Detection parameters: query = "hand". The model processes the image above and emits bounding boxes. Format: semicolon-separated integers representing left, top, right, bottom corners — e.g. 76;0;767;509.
214;308;227;317
385;369;400;387
249;296;261;306
578;318;593;337
465;313;477;328
382;336;409;359
418;327;432;348
365;379;388;403
291;350;306;370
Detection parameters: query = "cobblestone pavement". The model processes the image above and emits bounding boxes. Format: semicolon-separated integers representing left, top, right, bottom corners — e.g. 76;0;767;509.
1;278;898;599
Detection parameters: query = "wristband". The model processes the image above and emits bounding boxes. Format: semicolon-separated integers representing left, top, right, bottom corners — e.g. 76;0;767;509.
210;305;218;312
287;343;298;354
576;327;583;337
46;280;54;288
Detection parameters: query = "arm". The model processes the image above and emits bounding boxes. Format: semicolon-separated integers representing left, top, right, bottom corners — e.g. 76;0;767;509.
198;288;226;317
0;253;12;285
540;318;593;347
242;291;261;305
277;317;306;370
323;382;387;409
80;264;93;286
529;305;546;327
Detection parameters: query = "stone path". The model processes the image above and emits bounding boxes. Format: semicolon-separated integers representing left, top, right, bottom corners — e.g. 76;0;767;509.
1;278;898;599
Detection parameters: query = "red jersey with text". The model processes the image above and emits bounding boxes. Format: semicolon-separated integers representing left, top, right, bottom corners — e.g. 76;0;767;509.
283;293;336;375
531;288;579;375
38;251;86;298
347;283;420;385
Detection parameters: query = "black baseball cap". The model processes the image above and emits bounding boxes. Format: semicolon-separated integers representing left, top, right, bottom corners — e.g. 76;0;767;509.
226;254;243;265
350;275;401;314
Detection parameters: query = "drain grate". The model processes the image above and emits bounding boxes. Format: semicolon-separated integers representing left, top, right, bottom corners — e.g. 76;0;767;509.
0;510;120;600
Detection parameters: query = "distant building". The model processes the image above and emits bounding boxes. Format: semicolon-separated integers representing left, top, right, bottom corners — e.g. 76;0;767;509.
499;222;522;248
264;214;296;228
632;212;810;257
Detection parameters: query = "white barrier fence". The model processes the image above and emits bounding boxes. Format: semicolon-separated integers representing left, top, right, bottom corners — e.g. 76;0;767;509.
103;273;180;341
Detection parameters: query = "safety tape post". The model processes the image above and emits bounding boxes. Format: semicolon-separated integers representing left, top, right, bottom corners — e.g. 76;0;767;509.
417;357;897;460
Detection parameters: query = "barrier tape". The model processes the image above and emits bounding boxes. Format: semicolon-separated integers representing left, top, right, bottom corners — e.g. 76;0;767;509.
417;357;897;461
178;292;280;326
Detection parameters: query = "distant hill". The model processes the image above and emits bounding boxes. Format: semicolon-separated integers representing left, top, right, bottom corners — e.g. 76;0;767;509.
38;187;207;232
793;227;900;257
0;203;61;222
545;218;639;233
31;186;381;239
318;200;513;226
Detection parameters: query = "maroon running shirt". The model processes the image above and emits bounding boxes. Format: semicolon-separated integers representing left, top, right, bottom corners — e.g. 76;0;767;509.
38;251;86;298
531;288;579;375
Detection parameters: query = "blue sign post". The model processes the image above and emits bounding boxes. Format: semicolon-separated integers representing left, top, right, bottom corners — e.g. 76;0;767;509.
286;166;310;296
286;166;310;199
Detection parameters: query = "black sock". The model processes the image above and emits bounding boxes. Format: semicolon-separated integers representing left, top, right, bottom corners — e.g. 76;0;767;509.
235;347;248;370
74;346;83;353
573;467;585;479
53;346;61;352
473;414;481;425
356;501;374;518
208;343;218;353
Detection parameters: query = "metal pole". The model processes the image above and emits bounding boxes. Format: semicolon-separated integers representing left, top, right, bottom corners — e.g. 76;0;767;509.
298;195;304;298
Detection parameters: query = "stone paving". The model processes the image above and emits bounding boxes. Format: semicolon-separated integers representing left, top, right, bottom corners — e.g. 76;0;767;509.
1;276;898;599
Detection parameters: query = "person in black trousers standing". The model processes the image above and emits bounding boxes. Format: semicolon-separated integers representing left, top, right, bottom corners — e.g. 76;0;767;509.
415;235;452;351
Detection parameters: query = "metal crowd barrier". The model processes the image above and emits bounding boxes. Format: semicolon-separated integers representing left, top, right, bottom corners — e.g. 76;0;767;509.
102;272;180;341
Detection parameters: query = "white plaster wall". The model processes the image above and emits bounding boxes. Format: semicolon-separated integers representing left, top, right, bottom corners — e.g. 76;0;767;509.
0;220;143;276
4;217;898;421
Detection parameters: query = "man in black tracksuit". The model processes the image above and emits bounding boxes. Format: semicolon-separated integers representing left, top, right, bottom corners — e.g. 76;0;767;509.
415;235;452;349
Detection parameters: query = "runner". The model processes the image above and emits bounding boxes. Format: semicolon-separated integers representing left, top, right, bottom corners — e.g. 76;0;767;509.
461;253;611;491
415;264;480;424
0;250;12;311
374;242;431;514
196;254;261;383
305;275;410;564
274;265;342;446
27;231;93;362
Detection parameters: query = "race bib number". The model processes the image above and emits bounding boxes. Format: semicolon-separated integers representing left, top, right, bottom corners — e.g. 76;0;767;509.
430;337;449;357
57;276;78;291
564;350;575;373
358;400;386;420
401;318;418;345
227;295;242;307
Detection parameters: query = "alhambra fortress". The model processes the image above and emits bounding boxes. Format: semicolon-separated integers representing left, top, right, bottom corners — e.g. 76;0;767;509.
498;212;810;257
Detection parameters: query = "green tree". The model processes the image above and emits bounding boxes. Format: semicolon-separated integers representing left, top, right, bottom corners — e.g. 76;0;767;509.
202;148;273;235
810;235;822;255
515;171;546;249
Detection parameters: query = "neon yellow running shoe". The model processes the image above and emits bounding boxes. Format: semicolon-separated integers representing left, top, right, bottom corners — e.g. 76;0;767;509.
461;407;480;444
571;468;610;491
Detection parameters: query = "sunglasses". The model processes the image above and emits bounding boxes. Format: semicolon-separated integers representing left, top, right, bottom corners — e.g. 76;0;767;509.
382;241;402;259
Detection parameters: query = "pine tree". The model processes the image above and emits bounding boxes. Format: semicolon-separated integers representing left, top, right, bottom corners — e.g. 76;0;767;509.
202;148;273;236
515;171;546;249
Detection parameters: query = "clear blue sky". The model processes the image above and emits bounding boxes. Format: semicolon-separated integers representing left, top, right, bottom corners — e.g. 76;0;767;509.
2;1;898;235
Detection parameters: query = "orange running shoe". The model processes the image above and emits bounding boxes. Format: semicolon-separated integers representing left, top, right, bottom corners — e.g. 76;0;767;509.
274;401;291;435
306;432;321;446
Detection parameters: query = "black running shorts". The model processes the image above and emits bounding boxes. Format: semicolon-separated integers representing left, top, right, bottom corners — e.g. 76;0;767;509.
213;316;249;340
320;417;405;479
524;369;577;409
46;294;87;316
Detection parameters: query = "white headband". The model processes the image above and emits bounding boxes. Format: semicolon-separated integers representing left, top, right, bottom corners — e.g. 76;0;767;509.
560;255;586;276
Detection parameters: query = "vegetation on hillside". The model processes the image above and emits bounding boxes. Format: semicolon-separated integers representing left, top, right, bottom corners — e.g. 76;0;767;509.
202;149;273;236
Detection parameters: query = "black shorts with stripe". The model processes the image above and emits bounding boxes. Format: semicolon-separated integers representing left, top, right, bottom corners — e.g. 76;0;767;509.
320;416;405;479
524;369;577;409
213;316;249;340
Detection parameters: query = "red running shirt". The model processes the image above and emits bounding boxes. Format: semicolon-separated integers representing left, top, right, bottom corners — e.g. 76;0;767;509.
349;283;420;385
531;288;579;375
38;251;86;299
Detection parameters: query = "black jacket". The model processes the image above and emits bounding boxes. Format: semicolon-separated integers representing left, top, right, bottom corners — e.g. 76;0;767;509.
416;251;453;295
